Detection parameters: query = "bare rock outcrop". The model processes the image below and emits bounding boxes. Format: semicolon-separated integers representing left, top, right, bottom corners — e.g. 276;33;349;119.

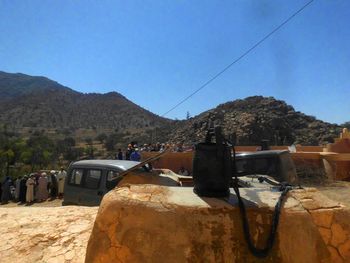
169;96;341;146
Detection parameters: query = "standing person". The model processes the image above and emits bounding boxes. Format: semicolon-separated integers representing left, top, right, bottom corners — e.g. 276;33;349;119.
47;171;52;195
130;148;141;161
117;149;123;160
49;170;58;199
1;177;12;204
36;173;48;201
26;175;35;203
125;144;132;160
15;176;21;201
19;176;27;204
33;173;39;201
57;167;66;198
178;166;189;176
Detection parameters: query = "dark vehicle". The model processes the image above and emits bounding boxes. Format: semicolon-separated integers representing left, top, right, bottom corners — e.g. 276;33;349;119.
235;150;298;185
63;160;140;206
177;150;298;188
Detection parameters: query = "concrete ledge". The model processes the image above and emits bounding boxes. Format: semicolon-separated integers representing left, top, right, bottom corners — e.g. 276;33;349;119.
86;186;350;263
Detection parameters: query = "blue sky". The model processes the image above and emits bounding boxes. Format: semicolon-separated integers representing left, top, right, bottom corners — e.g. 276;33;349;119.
0;0;349;124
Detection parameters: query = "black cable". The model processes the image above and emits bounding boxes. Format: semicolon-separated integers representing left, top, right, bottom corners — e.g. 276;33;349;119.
232;184;291;258
161;0;314;117
230;142;292;258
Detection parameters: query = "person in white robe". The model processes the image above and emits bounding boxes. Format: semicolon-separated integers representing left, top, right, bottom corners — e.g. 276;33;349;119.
36;173;48;201
57;167;67;198
26;176;35;203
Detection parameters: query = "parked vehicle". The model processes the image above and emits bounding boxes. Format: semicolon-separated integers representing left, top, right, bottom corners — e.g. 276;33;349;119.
63;151;297;206
178;150;298;187
235;150;298;186
63;160;140;206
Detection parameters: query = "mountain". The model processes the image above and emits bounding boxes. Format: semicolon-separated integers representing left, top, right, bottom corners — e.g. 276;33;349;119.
0;71;75;100
0;71;171;141
0;71;343;146
168;96;342;146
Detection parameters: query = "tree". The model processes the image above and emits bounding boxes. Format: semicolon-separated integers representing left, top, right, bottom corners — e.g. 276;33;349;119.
63;137;76;147
105;136;116;152
64;147;83;162
96;133;108;144
84;145;95;159
186;111;191;120
85;137;93;146
25;135;57;170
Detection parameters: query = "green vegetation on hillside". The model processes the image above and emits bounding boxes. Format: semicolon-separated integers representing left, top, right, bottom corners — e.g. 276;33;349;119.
0;125;84;179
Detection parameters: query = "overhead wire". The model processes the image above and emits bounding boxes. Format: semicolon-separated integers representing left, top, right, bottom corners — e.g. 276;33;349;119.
161;0;314;117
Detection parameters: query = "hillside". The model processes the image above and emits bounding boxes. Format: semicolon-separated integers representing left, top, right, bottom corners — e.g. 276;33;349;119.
169;96;342;146
0;71;171;141
0;71;75;100
0;71;346;146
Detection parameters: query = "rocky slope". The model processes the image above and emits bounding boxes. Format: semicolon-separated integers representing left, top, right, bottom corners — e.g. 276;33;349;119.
169;96;342;146
0;71;171;136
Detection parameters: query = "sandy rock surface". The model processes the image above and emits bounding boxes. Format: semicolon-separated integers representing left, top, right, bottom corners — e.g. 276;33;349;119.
0;206;98;263
86;185;350;263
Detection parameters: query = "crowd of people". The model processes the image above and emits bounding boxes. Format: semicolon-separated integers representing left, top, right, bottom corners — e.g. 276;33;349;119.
115;142;193;161
0;167;67;205
115;144;141;161
137;142;193;153
115;143;191;176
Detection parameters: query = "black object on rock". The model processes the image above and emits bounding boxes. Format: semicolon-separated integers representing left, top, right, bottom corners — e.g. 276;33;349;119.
192;126;232;197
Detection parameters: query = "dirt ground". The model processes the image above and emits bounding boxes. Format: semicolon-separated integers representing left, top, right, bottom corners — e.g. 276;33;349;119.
0;205;98;263
0;198;63;208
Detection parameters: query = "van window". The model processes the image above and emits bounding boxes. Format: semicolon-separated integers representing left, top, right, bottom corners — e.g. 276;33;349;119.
254;157;277;176
85;170;102;189
106;170;120;190
70;169;83;185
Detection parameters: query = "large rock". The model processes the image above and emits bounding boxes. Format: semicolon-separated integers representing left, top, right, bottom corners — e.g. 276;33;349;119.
168;96;341;146
85;186;350;263
0;206;98;263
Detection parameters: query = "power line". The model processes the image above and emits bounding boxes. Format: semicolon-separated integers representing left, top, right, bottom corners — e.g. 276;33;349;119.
161;0;314;117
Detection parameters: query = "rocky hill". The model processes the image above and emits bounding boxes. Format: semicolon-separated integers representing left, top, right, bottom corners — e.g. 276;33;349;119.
169;96;342;146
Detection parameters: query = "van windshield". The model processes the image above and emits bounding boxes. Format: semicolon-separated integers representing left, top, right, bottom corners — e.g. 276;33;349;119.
236;157;278;177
